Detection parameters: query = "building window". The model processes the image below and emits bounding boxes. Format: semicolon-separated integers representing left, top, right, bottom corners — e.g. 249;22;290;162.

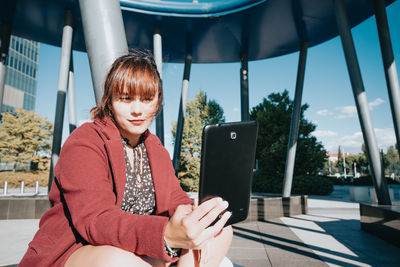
11;70;15;87
5;69;10;84
22;76;26;92
17;72;21;89
32;80;36;95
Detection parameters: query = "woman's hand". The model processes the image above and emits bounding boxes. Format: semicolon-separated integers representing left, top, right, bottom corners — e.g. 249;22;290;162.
164;197;231;250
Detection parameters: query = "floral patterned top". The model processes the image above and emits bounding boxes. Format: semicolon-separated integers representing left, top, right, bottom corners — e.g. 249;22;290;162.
120;137;156;215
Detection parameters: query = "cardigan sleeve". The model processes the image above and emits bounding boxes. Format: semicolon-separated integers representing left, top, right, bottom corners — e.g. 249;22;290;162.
166;162;194;216
54;125;172;261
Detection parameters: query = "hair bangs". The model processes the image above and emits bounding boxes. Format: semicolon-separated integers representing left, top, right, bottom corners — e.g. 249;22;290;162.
91;51;163;119
113;63;159;100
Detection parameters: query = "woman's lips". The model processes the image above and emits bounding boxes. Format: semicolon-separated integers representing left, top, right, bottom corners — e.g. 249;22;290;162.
129;119;145;125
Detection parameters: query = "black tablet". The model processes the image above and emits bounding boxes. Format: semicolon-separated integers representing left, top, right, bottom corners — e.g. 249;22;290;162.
198;121;258;226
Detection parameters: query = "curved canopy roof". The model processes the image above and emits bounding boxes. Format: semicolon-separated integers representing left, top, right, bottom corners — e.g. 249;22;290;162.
0;0;396;63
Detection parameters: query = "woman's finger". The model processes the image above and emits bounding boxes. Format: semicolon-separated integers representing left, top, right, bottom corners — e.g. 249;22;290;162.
197;200;229;230
210;211;232;235
191;211;232;248
188;197;223;222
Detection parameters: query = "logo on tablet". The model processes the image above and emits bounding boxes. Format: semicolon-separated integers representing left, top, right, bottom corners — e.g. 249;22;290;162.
230;131;237;140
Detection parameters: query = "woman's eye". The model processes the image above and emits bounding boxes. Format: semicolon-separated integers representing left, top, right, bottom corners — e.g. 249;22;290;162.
120;96;130;101
142;98;153;102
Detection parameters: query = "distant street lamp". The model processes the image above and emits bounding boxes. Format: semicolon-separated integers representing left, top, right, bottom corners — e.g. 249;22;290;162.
343;150;347;179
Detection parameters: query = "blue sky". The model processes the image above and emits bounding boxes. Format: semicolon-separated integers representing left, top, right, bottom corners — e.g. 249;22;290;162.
35;2;400;156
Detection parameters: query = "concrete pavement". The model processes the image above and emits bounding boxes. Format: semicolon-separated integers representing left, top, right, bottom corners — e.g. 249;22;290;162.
1;186;400;266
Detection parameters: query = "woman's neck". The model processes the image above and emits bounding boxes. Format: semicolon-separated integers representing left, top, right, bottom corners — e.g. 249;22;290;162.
124;135;141;147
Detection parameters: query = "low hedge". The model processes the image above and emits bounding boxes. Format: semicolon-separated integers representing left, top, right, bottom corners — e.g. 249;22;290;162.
0;170;48;188
252;171;333;195
326;175;400;186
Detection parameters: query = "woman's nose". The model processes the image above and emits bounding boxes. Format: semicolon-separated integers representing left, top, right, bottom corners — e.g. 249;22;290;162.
130;100;143;115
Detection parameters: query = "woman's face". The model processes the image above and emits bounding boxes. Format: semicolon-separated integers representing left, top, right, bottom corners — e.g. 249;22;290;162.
111;90;159;143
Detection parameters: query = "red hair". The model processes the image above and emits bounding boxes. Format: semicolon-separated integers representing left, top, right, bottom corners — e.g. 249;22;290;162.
91;51;162;119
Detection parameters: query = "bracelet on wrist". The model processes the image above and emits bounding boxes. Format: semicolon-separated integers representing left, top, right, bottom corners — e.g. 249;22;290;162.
164;236;180;258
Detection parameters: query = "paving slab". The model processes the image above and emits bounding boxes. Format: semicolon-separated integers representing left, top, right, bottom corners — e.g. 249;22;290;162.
0;219;38;266
230;219;326;267
232;258;270;267
2;187;400;266
293;197;400;267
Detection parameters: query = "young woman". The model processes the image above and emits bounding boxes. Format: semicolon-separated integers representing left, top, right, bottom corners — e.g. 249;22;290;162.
20;51;233;267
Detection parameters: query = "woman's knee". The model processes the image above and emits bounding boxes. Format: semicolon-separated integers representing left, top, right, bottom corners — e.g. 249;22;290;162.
93;246;142;266
65;245;151;267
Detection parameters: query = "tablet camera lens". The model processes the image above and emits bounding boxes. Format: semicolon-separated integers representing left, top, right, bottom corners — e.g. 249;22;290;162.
230;132;237;140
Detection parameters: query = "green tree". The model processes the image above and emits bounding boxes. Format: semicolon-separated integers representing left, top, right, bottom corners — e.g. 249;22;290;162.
384;145;400;177
323;159;338;175
172;90;225;191
0;108;53;172
336;145;343;173
345;153;367;176
360;143;370;174
250;90;327;179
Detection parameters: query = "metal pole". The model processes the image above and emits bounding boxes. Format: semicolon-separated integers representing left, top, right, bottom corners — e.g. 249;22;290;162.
79;0;128;104
354;162;357;177
48;10;74;192
282;42;308;197
343;150;346;178
333;0;391;205
173;55;192;175
373;0;400;156
3;181;7;196
35;181;39;194
0;25;11;113
20;181;25;194
240;54;249;121
153;26;164;145
68;53;77;133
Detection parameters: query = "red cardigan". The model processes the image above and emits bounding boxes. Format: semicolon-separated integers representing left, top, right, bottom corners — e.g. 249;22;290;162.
20;117;192;266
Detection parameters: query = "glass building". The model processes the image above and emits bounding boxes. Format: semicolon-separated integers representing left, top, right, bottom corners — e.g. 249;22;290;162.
2;35;39;113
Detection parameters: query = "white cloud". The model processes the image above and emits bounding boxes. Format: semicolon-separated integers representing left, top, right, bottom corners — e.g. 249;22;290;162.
324;142;339;153
369;98;385;109
335;105;357;118
340;132;364;151
233;107;239;112
312;130;338;137
316;109;332;116
334;98;385;119
338;128;395;153
375;128;396;150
